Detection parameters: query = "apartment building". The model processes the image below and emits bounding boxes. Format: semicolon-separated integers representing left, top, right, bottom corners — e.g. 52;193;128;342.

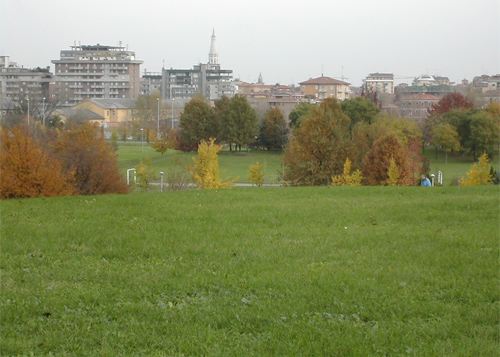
363;73;394;94
399;93;440;120
52;44;143;106
0;56;53;101
141;71;162;95
299;76;350;101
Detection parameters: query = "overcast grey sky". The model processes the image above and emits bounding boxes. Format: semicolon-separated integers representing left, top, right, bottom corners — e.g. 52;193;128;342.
2;0;499;86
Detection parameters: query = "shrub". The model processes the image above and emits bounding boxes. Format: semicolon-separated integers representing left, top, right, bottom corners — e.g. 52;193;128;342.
331;158;362;186
248;162;265;187
135;158;155;190
54;123;128;195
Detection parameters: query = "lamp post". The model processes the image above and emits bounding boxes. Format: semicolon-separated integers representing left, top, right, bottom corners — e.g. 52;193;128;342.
157;98;160;139
42;97;46;126
140;128;144;153
27;98;30;127
160;172;164;192
171;98;174;129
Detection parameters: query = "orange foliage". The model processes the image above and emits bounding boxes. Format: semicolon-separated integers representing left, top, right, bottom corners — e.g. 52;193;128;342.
1;126;75;199
53;123;128;195
362;133;416;186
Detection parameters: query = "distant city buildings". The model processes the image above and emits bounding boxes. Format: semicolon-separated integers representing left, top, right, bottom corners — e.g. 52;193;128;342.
140;71;162;95
299;76;351;101
1;33;499;123
363;73;394;94
398;93;441;120
52;44;143;106
161;30;237;101
0;56;53;102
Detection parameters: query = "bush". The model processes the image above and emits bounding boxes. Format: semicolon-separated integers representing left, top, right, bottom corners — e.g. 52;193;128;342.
52;123;128;195
0;126;75;199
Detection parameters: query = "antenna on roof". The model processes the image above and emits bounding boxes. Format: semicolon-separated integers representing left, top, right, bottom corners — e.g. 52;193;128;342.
321;64;324;77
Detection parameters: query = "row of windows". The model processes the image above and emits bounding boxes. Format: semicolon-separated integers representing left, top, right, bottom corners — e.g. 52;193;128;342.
402;101;436;108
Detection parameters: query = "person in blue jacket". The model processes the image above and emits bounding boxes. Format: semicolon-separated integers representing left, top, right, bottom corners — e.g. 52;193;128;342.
421;174;431;187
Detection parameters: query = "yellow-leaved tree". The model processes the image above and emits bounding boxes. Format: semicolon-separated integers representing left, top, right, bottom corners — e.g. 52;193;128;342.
385;157;401;186
189;138;238;189
460;153;493;186
248;162;265;187
331;158;362;186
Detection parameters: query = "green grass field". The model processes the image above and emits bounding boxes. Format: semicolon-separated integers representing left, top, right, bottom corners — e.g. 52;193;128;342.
117;142;284;185
116;142;498;187
1;186;498;355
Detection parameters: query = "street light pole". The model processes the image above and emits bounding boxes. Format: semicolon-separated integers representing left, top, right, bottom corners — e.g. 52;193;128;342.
157;98;160;139
141;128;144;153
171;98;174;129
27;98;30;127
42;97;46;126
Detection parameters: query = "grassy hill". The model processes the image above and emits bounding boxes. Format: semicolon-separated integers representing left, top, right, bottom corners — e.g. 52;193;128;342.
2;186;498;355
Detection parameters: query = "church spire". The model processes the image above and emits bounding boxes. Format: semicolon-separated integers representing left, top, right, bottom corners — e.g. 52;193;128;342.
209;28;218;65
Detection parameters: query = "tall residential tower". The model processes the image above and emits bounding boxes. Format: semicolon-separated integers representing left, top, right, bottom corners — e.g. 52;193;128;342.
52;44;143;106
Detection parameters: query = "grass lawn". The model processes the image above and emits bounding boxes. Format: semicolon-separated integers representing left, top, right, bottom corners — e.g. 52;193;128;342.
117;142;284;185
116;141;498;187
1;186;498;355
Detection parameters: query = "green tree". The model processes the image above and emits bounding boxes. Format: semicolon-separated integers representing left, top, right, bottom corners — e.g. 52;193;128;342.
283;98;352;185
220;95;259;151
179;95;218;151
341;96;380;127
288;102;316;129
470;111;500;159
432;123;461;163
261;107;289;150
440;108;500;160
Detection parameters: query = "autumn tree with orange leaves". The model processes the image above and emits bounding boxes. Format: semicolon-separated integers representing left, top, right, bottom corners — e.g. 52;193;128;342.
1;126;75;199
53;123;128;195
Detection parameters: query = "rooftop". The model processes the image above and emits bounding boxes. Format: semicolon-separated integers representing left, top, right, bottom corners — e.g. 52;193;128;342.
299;76;350;86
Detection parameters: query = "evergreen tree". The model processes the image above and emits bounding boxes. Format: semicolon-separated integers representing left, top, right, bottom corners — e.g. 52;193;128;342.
179;96;218;151
220;95;259;151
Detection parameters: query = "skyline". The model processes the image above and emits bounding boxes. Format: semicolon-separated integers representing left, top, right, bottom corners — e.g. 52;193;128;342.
2;0;499;87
